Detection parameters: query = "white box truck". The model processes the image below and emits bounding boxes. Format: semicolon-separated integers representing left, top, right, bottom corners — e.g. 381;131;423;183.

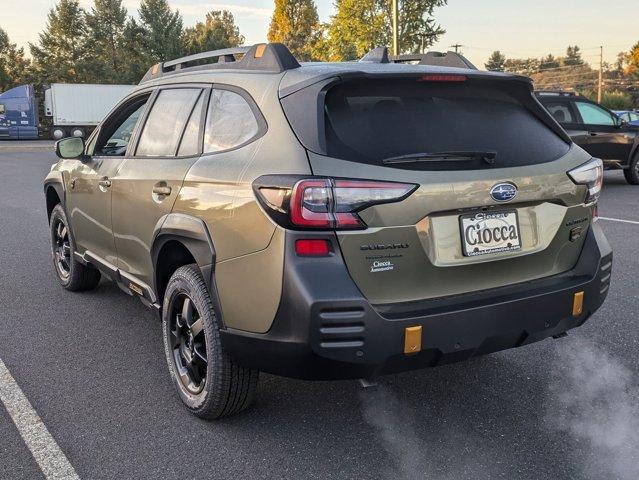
43;83;135;139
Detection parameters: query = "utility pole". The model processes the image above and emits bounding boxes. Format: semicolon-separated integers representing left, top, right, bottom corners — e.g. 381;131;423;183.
598;46;603;104
451;44;463;54
392;0;399;56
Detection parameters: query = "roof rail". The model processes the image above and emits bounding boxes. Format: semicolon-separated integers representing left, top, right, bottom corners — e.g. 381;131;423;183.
358;47;477;70
359;47;390;64
391;51;477;70
140;43;301;83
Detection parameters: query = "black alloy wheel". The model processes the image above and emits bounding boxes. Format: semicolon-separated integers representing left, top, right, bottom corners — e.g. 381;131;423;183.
169;293;208;394
52;218;71;279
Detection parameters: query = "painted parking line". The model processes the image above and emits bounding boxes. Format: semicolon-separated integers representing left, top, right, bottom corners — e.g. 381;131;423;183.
0;358;80;480
599;217;639;226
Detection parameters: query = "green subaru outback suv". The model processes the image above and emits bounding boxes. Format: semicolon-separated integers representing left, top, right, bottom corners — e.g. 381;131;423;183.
44;43;613;418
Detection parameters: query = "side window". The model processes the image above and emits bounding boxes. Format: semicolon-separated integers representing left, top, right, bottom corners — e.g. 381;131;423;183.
575;102;615;126
544;102;575;124
631;112;639;122
177;92;205;157
94;96;149;156
203;89;259;153
136;88;202;157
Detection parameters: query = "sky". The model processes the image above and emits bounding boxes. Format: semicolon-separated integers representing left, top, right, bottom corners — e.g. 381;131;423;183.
2;0;638;68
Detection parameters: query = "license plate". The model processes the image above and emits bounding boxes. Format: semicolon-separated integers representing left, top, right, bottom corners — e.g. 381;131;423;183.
460;210;521;257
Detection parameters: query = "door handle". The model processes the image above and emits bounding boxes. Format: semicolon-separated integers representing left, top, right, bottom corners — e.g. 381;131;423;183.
98;178;112;188
152;185;172;196
588;132;599;137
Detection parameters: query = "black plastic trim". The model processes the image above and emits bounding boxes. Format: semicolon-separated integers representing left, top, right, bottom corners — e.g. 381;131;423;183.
220;224;612;380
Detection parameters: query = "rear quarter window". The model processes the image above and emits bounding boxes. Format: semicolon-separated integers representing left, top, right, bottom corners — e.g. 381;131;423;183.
203;89;260;153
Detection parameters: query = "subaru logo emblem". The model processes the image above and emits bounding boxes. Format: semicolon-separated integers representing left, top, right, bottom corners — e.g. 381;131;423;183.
490;183;518;202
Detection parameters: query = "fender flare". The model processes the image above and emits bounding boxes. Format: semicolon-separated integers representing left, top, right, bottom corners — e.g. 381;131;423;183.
43;172;66;219
151;213;216;269
151;213;223;322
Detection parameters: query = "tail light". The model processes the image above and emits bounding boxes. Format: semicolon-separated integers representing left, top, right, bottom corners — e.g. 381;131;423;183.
253;176;417;230
567;158;603;204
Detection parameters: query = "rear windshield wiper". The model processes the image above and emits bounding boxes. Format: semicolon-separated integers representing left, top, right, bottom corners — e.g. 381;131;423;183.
382;151;497;165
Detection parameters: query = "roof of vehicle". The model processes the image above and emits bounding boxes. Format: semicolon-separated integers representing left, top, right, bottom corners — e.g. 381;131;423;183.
140;43;533;97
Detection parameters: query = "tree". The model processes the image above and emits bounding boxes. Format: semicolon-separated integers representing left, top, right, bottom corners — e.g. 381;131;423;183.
504;58;541;76
0;28;30;92
139;0;183;62
183;10;244;56
268;0;322;61
539;54;560;70
83;0;128;83
119;18;150;83
625;41;639;78
565;45;584;66
327;0;446;61
30;0;88;83
485;50;506;72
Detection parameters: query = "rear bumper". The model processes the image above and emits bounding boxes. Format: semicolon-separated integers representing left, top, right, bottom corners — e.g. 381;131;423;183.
220;223;612;380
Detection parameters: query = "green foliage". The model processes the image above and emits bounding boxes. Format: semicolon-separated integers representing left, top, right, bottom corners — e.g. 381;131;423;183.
138;0;184;62
564;45;584;66
327;0;446;61
485;51;506;72
183;11;245;56
268;0;322;61
503;58;541;76
600;90;635;110
0;28;30;92
540;54;560;70
84;0;128;83
29;0;88;83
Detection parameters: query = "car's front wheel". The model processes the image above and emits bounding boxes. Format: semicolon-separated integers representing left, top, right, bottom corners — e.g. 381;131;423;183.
50;204;101;291
624;154;639;185
162;264;259;419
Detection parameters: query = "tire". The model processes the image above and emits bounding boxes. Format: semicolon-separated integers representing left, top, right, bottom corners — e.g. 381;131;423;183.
50;204;101;291
51;127;66;140
71;128;85;138
162;264;259;419
624;154;639;185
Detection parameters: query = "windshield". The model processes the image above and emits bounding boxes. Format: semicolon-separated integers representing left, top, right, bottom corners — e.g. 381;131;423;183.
323;78;570;170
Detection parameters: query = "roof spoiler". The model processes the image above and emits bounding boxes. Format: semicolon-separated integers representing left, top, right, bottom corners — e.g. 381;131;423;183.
359;47;478;70
140;43;301;84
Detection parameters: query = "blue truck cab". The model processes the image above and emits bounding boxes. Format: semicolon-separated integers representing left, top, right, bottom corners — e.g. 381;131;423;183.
0;84;39;140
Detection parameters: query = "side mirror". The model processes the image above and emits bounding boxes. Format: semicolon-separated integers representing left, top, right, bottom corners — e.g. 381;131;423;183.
56;137;87;160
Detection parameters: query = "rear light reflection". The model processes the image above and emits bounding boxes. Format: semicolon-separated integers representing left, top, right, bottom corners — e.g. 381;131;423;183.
295;239;331;256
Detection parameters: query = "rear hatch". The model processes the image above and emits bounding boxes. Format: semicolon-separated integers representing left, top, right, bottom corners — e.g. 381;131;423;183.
280;72;593;305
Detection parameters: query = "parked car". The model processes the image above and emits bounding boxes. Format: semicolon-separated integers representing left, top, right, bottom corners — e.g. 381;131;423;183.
536;91;639;184
613;109;639;126
44;44;612;419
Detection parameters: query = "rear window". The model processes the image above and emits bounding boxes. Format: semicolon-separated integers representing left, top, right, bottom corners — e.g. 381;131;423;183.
323;78;570;170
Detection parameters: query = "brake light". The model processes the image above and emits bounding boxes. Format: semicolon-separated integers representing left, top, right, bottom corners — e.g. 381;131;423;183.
418;75;467;83
295;239;331;256
254;176;417;230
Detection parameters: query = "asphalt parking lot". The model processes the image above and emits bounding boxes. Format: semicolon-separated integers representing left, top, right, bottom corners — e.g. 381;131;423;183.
1;142;638;480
